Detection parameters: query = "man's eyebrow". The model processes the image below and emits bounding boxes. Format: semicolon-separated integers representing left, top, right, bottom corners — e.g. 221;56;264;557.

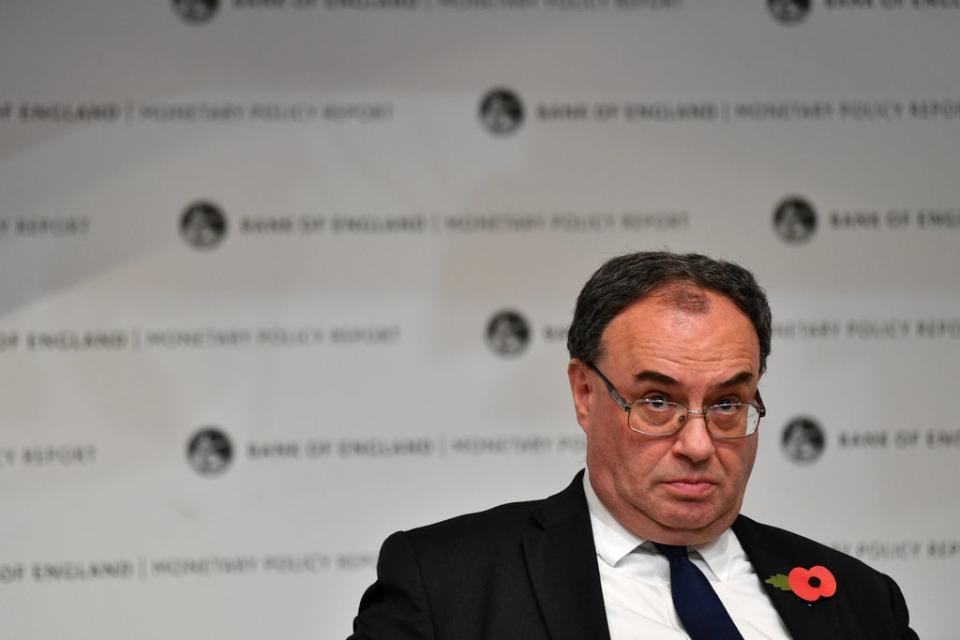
633;370;679;386
717;371;756;388
631;370;755;388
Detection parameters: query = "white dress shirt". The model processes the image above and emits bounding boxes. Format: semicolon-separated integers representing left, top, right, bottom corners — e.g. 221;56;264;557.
583;474;793;640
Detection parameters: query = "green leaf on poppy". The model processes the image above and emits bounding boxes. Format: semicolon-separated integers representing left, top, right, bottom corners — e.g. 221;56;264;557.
764;574;792;591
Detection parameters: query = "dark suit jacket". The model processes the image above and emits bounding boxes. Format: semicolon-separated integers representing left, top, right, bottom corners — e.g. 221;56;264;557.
350;472;917;639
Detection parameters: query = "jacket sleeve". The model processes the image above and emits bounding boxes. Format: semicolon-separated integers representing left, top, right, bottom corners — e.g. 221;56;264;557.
885;573;919;640
348;531;435;640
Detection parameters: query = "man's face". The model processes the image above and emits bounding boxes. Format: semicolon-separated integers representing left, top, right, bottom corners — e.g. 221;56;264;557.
568;286;761;545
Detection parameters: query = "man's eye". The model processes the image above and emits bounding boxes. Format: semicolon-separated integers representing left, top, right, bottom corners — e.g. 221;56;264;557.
642;395;671;410
711;398;740;413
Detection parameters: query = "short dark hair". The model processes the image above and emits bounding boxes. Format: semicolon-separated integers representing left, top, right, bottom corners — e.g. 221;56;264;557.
567;251;772;374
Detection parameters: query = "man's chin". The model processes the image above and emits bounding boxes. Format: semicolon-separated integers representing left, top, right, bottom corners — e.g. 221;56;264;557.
653;506;737;544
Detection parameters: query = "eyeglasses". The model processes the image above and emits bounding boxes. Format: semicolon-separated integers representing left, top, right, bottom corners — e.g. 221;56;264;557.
587;363;765;440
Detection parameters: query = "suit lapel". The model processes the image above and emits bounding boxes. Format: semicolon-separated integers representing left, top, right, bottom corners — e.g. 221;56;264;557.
523;473;611;640
733;516;845;640
523;477;854;640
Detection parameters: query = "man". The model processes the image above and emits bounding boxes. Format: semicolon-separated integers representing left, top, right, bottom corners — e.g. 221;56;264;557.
350;252;917;639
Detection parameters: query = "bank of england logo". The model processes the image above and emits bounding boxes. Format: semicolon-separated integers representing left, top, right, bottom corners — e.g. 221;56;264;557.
781;416;825;464
767;0;811;25
479;88;525;136
773;196;817;244
180;201;227;250
172;0;220;24
187;427;233;476
486;310;531;358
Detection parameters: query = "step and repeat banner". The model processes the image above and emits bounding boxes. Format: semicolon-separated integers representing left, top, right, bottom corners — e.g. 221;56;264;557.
1;0;958;638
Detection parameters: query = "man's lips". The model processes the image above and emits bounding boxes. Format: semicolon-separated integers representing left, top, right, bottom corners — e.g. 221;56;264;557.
662;478;719;497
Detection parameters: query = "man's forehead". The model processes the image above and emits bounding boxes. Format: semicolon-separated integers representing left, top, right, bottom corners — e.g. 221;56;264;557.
597;286;760;367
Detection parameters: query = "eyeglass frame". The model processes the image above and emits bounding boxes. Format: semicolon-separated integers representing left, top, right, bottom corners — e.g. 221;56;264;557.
585;362;766;440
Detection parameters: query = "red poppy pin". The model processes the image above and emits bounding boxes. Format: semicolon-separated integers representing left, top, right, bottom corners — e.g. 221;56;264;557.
765;565;837;602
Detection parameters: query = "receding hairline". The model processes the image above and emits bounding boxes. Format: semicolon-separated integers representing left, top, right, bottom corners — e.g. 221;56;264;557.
649;281;712;314
592;280;759;364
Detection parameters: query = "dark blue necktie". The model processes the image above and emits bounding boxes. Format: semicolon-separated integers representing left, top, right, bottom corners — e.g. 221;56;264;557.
654;543;744;640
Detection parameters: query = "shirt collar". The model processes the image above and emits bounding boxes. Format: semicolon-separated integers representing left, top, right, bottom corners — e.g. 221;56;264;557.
582;470;742;582
583;470;643;568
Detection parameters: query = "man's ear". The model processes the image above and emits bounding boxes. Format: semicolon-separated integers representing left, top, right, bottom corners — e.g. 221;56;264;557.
567;359;595;431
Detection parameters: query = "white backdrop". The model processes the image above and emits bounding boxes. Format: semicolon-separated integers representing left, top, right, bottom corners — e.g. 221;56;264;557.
0;0;958;637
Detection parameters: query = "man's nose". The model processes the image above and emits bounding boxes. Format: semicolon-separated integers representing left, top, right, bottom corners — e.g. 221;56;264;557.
672;411;715;462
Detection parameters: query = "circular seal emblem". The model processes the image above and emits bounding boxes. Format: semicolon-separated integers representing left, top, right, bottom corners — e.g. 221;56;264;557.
172;0;220;24
773;196;817;244
187;427;233;476
485;310;531;358
781;416;826;464
479;88;525;136
180;201;228;250
767;0;811;26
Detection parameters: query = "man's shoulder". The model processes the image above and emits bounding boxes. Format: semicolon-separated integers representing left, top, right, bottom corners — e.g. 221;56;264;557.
395;473;588;557
406;497;544;543
735;514;891;581
735;514;836;551
372;496;548;582
736;514;917;638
